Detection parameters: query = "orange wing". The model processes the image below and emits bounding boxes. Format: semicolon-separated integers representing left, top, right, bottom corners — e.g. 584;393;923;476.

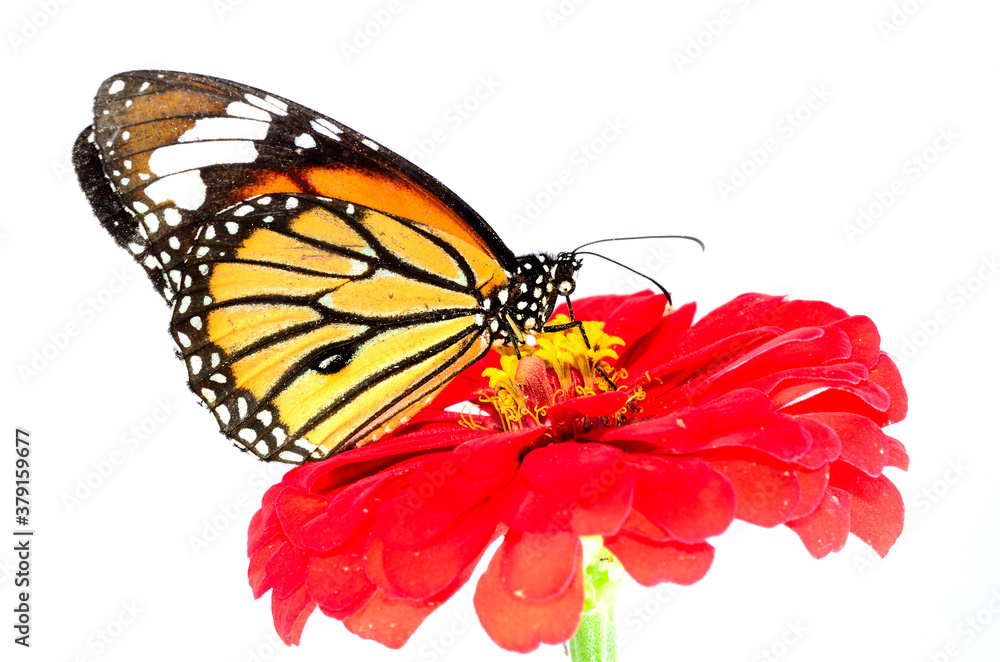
168;193;501;462
73;70;515;302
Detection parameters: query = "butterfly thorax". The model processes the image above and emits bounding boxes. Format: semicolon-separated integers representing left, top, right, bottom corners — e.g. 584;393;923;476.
490;252;581;345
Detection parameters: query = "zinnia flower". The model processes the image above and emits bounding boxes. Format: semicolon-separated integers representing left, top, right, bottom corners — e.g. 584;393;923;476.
247;292;908;653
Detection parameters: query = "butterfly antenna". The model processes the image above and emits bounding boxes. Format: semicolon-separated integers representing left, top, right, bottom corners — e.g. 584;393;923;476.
572;235;706;253
573;250;674;304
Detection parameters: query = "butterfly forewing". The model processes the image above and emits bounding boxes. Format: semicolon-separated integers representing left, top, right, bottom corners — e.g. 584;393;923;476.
76;70;515;303
72;70;577;464
170;193;498;462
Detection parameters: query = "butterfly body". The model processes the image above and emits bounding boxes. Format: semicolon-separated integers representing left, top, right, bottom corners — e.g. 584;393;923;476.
73;71;588;463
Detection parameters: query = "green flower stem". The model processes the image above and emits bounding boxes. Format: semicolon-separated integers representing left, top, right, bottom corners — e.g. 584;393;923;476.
569;537;624;662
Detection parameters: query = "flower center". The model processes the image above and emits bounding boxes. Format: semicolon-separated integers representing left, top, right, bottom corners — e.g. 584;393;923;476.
471;316;642;434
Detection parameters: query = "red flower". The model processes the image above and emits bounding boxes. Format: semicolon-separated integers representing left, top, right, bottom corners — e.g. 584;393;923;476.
247;292;909;652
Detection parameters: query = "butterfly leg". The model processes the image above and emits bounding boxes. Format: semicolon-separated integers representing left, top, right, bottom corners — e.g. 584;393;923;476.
541;297;617;390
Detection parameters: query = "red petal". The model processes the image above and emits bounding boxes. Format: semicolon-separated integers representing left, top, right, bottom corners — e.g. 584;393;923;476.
829;461;904;557
807;412;889;477
341;590;438;650
553;291;667;349
494;443;633;535
300;460;419;551
275;487;329;549
869;353;908;425
705;449;801;528
755;298;847;329
620;301;696;375
249;484;284;553
305;520;376;617
498;531;581;601
474;542;585;652
786;487;852;559
830;315;881;367
602;390;810;461
450;427;545;480
629;456;736;543
676;293;786;351
792;416;842;469
249;534;284;599
369;504;499;601
886;436;910;470
248;511;281;557
271;583;315;645
264;541;309;599
546;390;631;428
344;544;491;649
789;464;830;520
618;508;674;542
778;353;906;427
605;533;714;586
676;327;853;405
292;432;465;494
743;363;870;398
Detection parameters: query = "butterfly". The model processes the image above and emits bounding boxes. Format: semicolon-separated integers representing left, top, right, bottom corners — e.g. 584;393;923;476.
72;70;595;464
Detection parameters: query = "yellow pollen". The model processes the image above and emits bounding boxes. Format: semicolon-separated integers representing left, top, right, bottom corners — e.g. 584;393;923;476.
471;317;628;430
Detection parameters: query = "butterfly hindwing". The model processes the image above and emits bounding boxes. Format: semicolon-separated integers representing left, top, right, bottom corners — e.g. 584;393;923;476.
170;193;498;462
74;70;516;303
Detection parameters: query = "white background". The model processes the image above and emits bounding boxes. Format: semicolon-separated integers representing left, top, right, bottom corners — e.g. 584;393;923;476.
2;1;999;660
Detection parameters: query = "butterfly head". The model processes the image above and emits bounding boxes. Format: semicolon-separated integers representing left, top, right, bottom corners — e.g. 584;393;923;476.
552;251;582;297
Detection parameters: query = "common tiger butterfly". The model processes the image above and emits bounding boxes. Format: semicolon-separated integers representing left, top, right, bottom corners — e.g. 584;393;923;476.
73;70;609;464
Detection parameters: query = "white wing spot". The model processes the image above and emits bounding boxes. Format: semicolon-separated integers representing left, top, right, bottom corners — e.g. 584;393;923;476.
226;101;271;122
108;80;125;94
190;355;202;374
285;197;299;209
144;171;207;211
148;141;258;177
178;117;269;143
361;138;379;151
310;118;342;141
295;133;317;149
